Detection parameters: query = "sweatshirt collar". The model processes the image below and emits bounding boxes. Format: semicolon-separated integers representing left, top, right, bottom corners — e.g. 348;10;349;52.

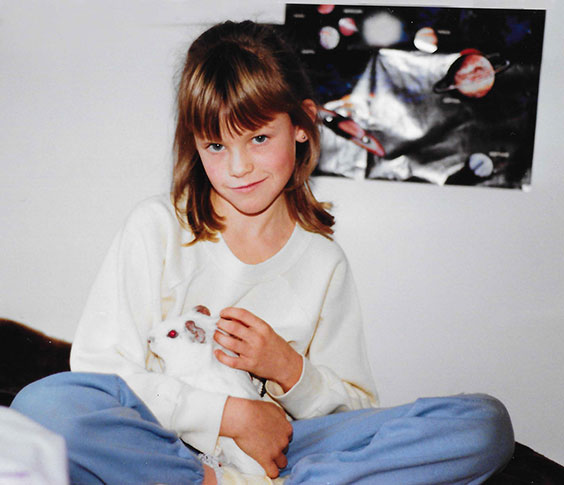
203;224;312;284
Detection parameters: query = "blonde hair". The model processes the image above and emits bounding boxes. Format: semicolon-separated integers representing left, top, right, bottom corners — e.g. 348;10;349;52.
172;21;334;243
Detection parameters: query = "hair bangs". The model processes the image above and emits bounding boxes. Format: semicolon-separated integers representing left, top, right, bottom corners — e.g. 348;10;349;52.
187;42;293;141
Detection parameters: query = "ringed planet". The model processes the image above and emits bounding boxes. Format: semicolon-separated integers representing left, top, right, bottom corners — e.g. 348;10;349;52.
434;52;511;98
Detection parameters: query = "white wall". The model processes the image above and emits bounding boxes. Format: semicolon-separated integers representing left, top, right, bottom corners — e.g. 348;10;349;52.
2;0;563;464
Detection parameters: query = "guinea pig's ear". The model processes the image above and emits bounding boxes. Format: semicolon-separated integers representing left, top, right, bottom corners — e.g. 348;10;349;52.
194;305;211;316
186;320;206;344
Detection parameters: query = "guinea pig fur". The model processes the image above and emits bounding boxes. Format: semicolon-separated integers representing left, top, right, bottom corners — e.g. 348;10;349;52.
147;305;265;475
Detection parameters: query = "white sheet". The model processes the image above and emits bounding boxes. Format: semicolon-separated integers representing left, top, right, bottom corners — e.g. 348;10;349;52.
0;406;68;484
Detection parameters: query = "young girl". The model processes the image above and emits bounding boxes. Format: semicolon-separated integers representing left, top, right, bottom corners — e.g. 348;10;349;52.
12;21;514;485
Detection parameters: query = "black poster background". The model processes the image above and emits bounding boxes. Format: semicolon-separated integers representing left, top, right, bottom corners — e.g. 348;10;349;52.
284;4;546;189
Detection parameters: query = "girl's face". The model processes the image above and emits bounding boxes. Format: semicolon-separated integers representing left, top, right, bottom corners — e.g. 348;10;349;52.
194;112;307;218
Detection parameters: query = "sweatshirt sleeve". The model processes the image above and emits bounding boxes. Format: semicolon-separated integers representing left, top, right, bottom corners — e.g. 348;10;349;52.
70;200;227;455
266;255;378;419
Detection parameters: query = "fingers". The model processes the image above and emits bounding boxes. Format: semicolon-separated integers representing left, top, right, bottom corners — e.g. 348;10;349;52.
213;328;247;355
214;311;270;370
216;317;252;341
216;306;296;391
227;399;292;479
262;440;290;478
214;317;251;365
220;307;264;329
214;346;258;372
249;402;292;478
214;349;240;369
272;422;292;474
263;462;280;479
275;453;288;470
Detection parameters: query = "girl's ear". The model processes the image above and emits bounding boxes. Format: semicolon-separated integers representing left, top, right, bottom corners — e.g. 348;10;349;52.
295;128;308;143
295;99;318;143
302;99;318;121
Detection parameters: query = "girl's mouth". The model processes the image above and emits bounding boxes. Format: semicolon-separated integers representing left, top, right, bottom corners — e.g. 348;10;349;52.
231;178;266;192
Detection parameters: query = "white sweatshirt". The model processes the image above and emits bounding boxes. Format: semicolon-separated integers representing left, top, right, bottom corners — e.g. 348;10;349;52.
70;194;378;455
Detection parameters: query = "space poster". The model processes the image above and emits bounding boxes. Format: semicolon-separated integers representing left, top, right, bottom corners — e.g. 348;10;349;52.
283;4;546;189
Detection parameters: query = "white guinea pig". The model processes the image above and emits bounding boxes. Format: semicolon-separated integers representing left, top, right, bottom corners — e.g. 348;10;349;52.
147;305;265;476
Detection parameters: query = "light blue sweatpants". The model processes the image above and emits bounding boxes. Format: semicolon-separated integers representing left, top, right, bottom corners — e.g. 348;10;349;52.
11;372;514;484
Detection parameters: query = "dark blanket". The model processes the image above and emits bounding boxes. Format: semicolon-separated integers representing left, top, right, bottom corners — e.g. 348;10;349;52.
1;318;563;483
0;319;71;406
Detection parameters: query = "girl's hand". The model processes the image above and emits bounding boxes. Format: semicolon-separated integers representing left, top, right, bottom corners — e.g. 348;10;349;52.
214;307;303;393
220;396;293;478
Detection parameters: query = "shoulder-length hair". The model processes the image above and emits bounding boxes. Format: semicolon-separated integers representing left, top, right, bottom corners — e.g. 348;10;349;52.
172;20;334;243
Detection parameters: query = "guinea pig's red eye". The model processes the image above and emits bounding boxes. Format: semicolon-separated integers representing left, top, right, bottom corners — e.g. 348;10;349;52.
167;330;178;338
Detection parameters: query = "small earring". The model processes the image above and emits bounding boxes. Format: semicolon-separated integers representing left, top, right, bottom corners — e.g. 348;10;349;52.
301;134;308;141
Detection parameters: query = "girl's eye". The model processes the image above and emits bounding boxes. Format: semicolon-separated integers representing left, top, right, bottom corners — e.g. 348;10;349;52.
252;135;268;145
167;330;178;338
207;143;224;153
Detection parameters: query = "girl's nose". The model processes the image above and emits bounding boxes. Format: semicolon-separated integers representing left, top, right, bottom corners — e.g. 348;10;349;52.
228;150;253;177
